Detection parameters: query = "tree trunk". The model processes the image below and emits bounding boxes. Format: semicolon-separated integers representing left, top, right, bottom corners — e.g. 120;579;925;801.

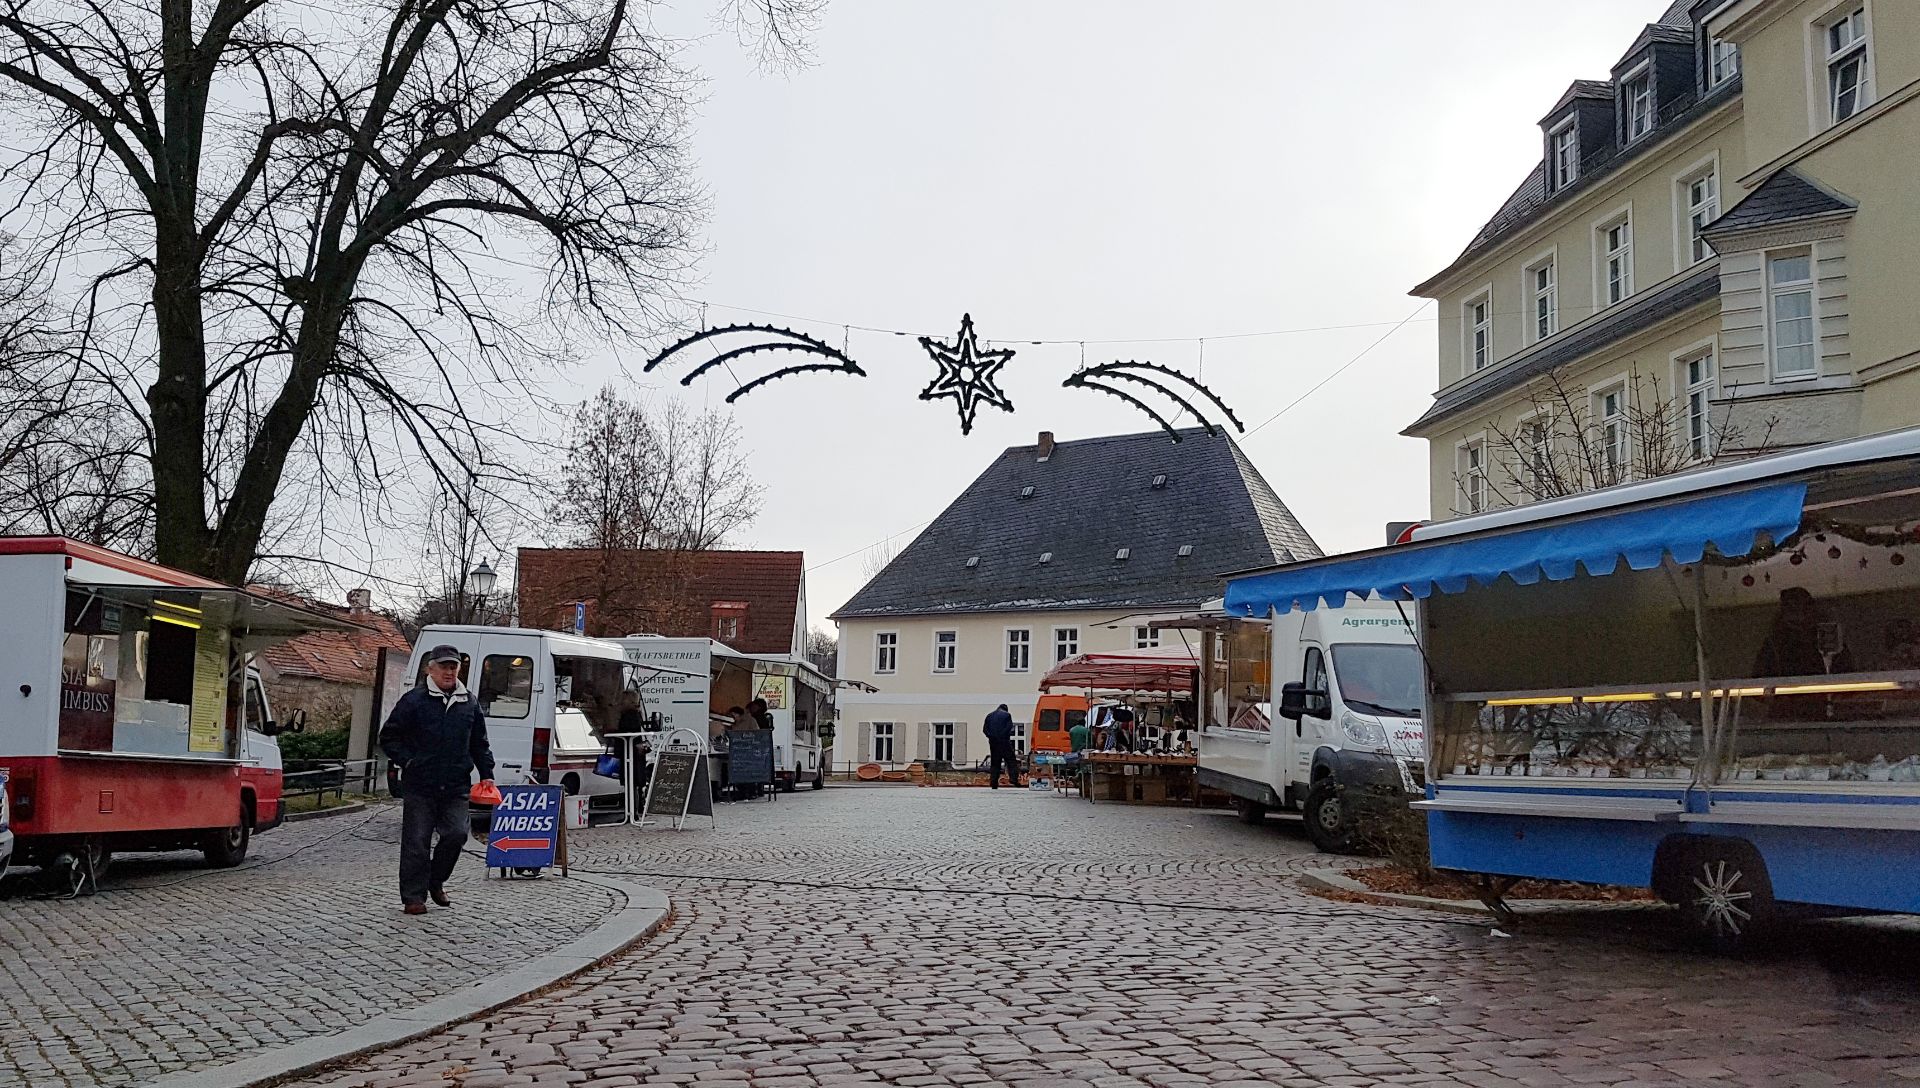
147;214;214;577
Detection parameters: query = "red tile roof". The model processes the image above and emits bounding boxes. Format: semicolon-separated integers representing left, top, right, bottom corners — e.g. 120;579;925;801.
250;588;414;686
516;548;804;655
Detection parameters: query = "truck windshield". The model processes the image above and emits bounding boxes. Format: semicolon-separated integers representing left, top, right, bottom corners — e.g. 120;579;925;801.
1329;644;1422;719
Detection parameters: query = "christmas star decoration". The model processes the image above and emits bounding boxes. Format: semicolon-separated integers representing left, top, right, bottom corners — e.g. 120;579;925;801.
918;313;1016;435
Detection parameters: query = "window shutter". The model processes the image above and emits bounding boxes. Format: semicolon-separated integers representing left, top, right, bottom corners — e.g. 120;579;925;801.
857;722;871;764
916;722;932;761
954;727;969;764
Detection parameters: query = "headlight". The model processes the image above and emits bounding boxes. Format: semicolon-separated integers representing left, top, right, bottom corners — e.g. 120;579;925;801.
1341;713;1387;748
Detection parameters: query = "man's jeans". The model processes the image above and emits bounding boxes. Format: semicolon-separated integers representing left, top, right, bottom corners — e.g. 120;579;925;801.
400;792;470;904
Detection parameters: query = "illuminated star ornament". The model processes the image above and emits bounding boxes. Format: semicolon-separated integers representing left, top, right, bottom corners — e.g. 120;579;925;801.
918;313;1016;435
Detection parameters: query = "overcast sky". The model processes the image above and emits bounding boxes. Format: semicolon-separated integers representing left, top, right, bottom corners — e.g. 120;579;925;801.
571;0;1673;627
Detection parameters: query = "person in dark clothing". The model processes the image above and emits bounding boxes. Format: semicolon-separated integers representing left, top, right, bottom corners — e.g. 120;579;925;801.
1754;588;1855;721
379;645;495;915
748;697;775;730
984;703;1022;788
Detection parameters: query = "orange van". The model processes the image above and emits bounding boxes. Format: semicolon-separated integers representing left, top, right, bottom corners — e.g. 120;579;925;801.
1028;694;1090;755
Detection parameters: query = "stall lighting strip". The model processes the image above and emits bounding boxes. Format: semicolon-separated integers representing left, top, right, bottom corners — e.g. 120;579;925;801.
151;613;202;630
154;599;204;616
1484;680;1901;708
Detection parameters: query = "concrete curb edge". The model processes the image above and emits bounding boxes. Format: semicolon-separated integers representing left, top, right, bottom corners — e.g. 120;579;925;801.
145;873;671;1088
282;800;368;824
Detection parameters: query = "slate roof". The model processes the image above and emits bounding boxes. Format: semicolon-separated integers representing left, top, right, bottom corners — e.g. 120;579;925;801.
252;591;411;687
1705;168;1857;235
1404;264;1721;435
517;548;803;654
1540;80;1614;124
1412;3;1735;296
831;428;1321;620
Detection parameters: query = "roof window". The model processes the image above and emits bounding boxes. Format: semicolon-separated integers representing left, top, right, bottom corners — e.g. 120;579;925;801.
965;556;979;568
1150;474;1168;489
1176;544;1194;558
1115;548;1130;561
1020;485;1035;499
1038;552;1053;564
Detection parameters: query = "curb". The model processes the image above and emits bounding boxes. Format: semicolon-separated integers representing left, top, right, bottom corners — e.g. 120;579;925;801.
145;873;671;1088
1298;868;1664;919
283;800;369;824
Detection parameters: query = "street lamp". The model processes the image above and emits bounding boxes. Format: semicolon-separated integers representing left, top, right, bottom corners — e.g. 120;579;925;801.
466;559;497;624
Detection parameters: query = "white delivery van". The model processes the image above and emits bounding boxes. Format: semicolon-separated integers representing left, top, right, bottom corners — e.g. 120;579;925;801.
1198;599;1425;853
401;626;636;809
615;636;829;792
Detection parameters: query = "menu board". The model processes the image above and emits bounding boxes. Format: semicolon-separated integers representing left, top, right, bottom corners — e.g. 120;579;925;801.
189;628;229;754
726;728;774;786
645;748;713;819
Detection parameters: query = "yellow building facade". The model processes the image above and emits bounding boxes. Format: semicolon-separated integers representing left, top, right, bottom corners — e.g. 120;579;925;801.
1409;0;1919;521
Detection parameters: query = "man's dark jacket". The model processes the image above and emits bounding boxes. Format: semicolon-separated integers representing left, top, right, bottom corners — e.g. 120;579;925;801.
983;707;1015;742
379;684;495;798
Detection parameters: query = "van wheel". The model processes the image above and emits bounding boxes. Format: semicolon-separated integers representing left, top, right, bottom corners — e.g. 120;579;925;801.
1305;779;1357;854
811;769;826;790
1235;798;1267;825
204;811;251;868
1669;840;1775;953
561;772;581;796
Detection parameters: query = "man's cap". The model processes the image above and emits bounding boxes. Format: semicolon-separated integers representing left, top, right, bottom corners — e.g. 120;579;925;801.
426;644;463;664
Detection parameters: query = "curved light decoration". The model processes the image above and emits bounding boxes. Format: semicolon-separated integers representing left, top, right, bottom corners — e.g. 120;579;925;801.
643;324;867;403
1062;360;1246;442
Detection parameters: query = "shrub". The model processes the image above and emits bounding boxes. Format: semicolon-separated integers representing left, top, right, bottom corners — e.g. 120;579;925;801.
277;728;349;762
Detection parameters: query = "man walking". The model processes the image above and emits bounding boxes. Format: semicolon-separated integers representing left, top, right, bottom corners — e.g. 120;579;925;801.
984;703;1022;789
379;645;495;915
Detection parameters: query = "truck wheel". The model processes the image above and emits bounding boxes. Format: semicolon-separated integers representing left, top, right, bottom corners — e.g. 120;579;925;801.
1234;798;1267;825
1671;841;1775;953
779;775;798;794
1304;779;1357;855
203;813;251;868
811;769;826;790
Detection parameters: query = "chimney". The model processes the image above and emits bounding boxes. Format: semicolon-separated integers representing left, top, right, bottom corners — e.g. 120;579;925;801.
347;588;371;617
1037;431;1055;461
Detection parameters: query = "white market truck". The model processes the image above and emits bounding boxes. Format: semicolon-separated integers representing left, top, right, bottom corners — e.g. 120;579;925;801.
615;636;828;792
0;537;341;890
1195;598;1426;853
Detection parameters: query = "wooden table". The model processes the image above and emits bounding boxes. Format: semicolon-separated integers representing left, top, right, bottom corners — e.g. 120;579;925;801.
1085;752;1199;805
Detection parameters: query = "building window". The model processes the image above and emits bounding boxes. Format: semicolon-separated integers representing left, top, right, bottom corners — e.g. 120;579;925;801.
1681;349;1717;461
874;632;897;674
1529;259;1557;342
715;616;741;643
1054;627;1079;664
1465;293;1491;371
933;630;957;672
1134;625;1160;650
1768;251;1817;379
871;721;895;763
1459;441;1487;514
1683;170;1719;266
932;722;955;764
1600;218;1633;307
1596;385;1629;483
1710;38;1740;86
1826;7;1871;125
1623;68;1653;141
1005;629;1031;672
1012;715;1028;755
1549;122;1578;189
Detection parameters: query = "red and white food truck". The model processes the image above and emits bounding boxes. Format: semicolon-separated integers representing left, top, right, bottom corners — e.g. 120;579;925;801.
0;537;351;889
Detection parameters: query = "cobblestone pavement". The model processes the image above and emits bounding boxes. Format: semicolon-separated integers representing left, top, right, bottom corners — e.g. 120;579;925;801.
0;803;619;1088
285;787;1920;1088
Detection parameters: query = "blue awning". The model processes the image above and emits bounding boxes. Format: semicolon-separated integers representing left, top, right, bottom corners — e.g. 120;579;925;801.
1224;482;1807;616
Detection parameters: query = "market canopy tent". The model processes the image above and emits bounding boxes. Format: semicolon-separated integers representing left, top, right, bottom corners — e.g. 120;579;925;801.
1224;482;1808;617
1039;649;1199;694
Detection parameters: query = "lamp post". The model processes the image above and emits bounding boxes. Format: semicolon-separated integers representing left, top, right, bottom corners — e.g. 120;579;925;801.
466;559;497;624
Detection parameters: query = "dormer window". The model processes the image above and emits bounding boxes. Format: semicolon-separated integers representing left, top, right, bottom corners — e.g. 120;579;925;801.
1709;37;1740;87
1549;121;1578;189
1622;66;1653;141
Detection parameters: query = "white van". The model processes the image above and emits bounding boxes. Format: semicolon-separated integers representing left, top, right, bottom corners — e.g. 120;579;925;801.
1198;599;1425;853
402;626;635;807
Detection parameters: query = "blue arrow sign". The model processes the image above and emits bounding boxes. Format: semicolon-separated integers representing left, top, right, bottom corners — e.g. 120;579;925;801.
485;784;562;870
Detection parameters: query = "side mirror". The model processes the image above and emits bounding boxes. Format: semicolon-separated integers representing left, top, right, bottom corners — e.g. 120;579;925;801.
1278;682;1307;722
286;708;308;734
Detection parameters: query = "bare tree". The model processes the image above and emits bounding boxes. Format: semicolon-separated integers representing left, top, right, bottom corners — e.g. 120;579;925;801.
1453;369;1779;516
860;539;895;581
0;0;819;582
805;626;836;677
